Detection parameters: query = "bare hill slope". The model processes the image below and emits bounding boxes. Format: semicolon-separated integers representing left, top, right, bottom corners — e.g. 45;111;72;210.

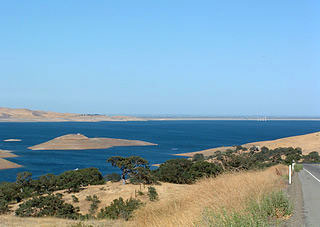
0;107;143;122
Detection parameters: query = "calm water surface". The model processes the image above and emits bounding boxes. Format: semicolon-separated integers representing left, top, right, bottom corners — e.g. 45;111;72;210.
0;120;320;182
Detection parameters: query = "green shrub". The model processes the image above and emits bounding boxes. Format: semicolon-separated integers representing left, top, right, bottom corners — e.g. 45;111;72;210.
248;191;292;220
0;182;19;203
190;161;222;179
249;146;259;152
15;194;81;219
97;197;142;221
129;167;159;185
200;208;267;227
192;153;205;162
147;186;158;201
105;173;121;182
70;223;93;227
72;195;79;203
107;156;149;182
0;168;105;207
86;195;101;215
294;164;303;172
303;151;320;162
58;168;105;193
155;159;194;184
155;159;222;184
0;199;9;214
35;174;58;194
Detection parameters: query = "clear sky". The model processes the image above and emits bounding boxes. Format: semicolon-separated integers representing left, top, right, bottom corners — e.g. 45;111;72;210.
0;1;319;116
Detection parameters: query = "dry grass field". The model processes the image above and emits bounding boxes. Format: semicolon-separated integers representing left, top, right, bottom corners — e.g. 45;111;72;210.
0;164;288;227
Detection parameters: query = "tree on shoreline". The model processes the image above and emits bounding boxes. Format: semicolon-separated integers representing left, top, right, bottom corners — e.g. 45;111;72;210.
107;156;149;184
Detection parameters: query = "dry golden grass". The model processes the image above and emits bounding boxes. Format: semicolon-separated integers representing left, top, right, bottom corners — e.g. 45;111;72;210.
129;165;287;227
0;165;287;227
0;215;122;227
62;181;190;215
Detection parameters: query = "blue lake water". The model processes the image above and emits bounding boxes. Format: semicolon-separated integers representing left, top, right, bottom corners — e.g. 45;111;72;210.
0;120;320;182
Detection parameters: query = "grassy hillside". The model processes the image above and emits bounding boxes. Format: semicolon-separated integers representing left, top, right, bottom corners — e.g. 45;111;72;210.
0;165;289;227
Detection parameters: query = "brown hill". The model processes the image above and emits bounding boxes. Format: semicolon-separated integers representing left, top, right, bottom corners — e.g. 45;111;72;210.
177;131;320;157
0;107;144;122
28;133;157;150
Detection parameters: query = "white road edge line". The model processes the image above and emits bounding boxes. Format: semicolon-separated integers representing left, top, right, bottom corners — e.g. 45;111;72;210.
304;169;320;184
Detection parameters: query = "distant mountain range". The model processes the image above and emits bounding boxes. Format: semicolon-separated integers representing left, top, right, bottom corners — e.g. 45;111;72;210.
0;107;144;122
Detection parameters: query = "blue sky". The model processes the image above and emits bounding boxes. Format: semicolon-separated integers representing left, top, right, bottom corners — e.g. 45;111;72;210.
0;1;319;116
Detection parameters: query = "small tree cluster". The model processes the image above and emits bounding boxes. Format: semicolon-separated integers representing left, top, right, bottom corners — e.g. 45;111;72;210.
105;173;121;182
72;195;79;203
303;151;320;162
147;186;158;201
107;156;157;185
0;199;9;214
155;159;222;184
15;194;81;219
86;195;101;215
0;168;105;207
97;197;142;221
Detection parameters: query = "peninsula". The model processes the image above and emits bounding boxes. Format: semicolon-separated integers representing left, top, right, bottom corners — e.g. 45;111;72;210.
28;134;157;150
177;131;320;157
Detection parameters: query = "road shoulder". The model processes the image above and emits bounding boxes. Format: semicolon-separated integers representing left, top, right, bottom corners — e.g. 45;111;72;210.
285;172;305;227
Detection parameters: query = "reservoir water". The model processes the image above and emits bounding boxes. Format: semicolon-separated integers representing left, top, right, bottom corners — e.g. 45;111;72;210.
1;120;320;182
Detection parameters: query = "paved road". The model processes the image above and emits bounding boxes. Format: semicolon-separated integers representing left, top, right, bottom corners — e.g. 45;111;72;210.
299;164;320;226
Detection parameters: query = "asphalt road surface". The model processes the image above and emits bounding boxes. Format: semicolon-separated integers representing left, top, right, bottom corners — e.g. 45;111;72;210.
299;164;320;226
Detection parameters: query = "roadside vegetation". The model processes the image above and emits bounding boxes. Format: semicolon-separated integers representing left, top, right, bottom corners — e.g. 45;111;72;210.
131;165;289;226
199;191;292;226
0;145;314;226
294;164;303;172
202;146;320;171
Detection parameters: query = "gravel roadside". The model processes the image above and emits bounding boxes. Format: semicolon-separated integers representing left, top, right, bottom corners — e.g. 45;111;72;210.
285;172;305;227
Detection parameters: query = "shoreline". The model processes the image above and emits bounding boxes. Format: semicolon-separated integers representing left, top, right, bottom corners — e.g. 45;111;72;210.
145;117;320;121
1;118;320;122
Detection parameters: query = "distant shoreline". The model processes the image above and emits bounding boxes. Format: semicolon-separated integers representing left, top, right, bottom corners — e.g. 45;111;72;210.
1;107;319;122
145;117;320;121
1;117;320;122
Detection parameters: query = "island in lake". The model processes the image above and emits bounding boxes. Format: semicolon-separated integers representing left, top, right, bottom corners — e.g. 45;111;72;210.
28;133;157;150
0;150;22;170
3;139;21;142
